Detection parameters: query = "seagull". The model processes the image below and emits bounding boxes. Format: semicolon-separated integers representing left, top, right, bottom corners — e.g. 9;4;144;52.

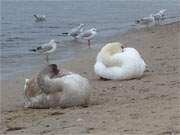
62;24;84;39
33;14;46;22
153;9;167;24
77;28;97;48
136;14;155;28
29;39;56;64
158;9;167;17
68;24;84;39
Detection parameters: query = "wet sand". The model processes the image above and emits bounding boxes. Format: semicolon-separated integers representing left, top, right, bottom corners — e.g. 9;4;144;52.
1;22;180;135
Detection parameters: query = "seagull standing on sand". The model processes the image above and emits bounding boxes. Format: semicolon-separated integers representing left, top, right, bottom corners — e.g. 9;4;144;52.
77;28;97;48
33;14;46;22
153;9;167;24
29;39;56;64
136;14;155;28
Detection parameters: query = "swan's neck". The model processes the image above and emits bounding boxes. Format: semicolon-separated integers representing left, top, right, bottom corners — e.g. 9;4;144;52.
99;48;123;67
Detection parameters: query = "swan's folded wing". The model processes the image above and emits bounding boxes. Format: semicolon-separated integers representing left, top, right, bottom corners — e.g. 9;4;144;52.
53;68;74;78
47;78;64;93
111;47;141;64
111;53;125;66
94;61;127;80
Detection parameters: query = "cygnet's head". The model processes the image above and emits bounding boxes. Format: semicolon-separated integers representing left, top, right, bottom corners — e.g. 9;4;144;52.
41;64;59;77
48;64;59;76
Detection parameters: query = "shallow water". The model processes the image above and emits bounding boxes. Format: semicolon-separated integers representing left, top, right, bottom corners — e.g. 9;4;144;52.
1;0;179;79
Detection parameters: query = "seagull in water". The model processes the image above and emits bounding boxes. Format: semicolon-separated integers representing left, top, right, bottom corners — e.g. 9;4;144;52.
77;28;97;48
68;24;84;39
62;24;84;39
33;14;46;22
136;14;155;28
152;9;167;25
29;39;56;64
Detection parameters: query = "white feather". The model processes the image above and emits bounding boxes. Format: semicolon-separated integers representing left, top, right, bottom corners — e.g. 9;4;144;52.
24;73;90;108
94;42;146;80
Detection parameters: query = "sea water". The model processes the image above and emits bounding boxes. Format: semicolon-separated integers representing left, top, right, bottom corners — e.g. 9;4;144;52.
1;0;179;79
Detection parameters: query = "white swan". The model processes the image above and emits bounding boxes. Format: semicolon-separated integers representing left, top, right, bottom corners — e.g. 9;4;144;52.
94;42;146;80
24;64;90;108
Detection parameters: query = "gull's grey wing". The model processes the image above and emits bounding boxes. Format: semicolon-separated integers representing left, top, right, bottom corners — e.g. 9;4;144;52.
69;27;81;37
79;31;92;38
69;27;78;33
141;17;153;23
37;44;53;53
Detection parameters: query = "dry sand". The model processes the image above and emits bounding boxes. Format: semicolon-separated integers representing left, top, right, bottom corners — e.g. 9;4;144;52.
0;22;180;135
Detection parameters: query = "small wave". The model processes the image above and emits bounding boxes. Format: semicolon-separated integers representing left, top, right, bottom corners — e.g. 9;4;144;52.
5;37;35;42
47;26;61;29
30;31;41;34
2;22;12;25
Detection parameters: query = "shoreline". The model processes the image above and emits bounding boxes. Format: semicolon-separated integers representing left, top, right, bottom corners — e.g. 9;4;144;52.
1;17;179;81
1;21;180;134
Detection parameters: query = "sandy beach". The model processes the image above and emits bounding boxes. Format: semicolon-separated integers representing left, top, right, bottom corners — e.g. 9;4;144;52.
1;22;180;135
